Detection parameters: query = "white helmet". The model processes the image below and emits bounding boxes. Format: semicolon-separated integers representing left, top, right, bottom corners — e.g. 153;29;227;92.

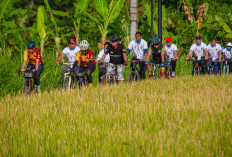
226;42;232;47
80;40;89;50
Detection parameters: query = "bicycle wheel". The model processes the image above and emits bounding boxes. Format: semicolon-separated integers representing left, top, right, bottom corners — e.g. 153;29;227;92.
23;79;29;94
128;71;136;82
101;74;107;85
62;77;69;90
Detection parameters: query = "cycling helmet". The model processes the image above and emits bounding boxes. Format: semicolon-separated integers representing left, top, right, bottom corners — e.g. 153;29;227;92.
227;42;232;47
110;36;120;42
152;37;161;45
80;40;89;50
27;41;36;48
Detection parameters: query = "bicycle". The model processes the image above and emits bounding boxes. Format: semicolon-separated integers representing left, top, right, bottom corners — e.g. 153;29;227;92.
98;62;108;85
59;63;76;90
76;69;89;88
147;62;160;80
223;59;231;75
164;58;172;79
187;58;202;76
207;59;218;75
128;60;141;82
18;68;36;94
106;64;118;84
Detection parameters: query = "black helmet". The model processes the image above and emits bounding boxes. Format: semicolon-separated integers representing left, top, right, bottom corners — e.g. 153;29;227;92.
27;41;36;48
110;36;120;42
152;37;161;45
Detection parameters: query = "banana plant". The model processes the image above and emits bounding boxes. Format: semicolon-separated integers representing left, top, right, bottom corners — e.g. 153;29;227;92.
83;0;125;47
37;5;47;56
215;15;232;39
74;0;89;43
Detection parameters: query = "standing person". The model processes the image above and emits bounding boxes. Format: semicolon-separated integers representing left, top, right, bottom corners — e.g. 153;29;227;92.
186;35;209;75
96;42;110;83
207;38;222;75
164;37;178;77
144;37;166;79
72;40;96;88
101;36;128;84
126;31;148;79
56;38;80;83
20;41;43;93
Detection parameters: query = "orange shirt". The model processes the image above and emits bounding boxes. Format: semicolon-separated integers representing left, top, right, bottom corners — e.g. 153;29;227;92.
75;50;95;67
24;49;43;65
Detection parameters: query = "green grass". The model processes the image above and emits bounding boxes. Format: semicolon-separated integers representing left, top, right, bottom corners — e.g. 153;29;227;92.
0;75;232;156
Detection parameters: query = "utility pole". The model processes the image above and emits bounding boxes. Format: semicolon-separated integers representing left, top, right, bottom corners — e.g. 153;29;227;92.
158;0;162;45
130;0;138;41
151;0;154;41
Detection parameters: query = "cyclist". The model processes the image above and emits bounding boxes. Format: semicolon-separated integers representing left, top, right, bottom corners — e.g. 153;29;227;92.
72;40;96;87
207;38;222;75
222;42;232;71
164;37;178;77
20;41;43;93
217;41;224;73
186;35;208;75
56;38;80;83
144;37;166;79
126;31;148;79
101;36;128;84
95;42;110;83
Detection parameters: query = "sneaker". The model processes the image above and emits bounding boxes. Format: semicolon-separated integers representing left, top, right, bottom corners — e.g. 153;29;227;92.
172;72;175;77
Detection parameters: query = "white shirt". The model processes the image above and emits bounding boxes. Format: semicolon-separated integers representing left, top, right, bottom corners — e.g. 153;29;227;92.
164;44;177;59
128;39;148;60
207;43;222;60
97;49;110;63
190;42;207;60
222;48;232;59
62;46;80;64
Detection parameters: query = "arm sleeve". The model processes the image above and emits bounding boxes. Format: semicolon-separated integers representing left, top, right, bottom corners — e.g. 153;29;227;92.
144;41;148;54
36;50;41;61
174;45;178;51
218;45;222;51
104;47;110;54
126;48;131;55
24;50;28;61
75;52;81;61
121;45;126;54
62;48;67;55
190;45;194;52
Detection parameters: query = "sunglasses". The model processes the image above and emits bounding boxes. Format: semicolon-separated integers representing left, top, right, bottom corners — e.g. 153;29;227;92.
69;43;75;45
28;48;34;50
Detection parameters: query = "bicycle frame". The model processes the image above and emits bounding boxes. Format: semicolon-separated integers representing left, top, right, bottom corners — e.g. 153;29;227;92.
60;63;74;90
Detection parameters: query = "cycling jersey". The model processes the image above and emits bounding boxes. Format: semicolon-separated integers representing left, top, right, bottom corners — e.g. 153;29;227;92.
207;43;222;60
105;44;125;64
127;39;148;60
62;46;80;64
190;42;207;60
149;45;165;64
164;44;177;59
97;49;110;63
75;50;95;67
24;48;43;65
222;48;232;59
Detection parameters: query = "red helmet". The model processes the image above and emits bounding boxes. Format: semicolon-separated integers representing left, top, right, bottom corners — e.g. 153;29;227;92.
166;37;172;42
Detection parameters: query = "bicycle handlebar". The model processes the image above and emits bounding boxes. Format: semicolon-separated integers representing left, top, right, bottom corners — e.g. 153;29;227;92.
59;63;74;66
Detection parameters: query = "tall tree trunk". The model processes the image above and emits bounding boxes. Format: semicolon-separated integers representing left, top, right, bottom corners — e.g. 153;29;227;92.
130;0;138;41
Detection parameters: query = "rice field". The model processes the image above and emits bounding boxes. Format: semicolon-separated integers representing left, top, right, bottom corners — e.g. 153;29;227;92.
0;75;232;156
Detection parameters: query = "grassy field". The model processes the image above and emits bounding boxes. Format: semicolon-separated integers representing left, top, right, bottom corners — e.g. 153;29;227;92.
0;75;232;156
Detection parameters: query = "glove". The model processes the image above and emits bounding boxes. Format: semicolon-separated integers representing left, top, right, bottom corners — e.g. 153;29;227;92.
123;61;128;66
145;61;149;65
160;62;165;67
101;62;104;66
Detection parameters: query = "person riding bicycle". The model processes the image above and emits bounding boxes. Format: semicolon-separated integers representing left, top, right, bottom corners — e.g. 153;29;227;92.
186;35;208;75
164;37;178;77
126;32;148;79
101;36;128;84
144;37;166;79
20;41;43;93
56;38;80;83
206;38;222;75
222;42;232;71
72;40;95;87
96;42;110;83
